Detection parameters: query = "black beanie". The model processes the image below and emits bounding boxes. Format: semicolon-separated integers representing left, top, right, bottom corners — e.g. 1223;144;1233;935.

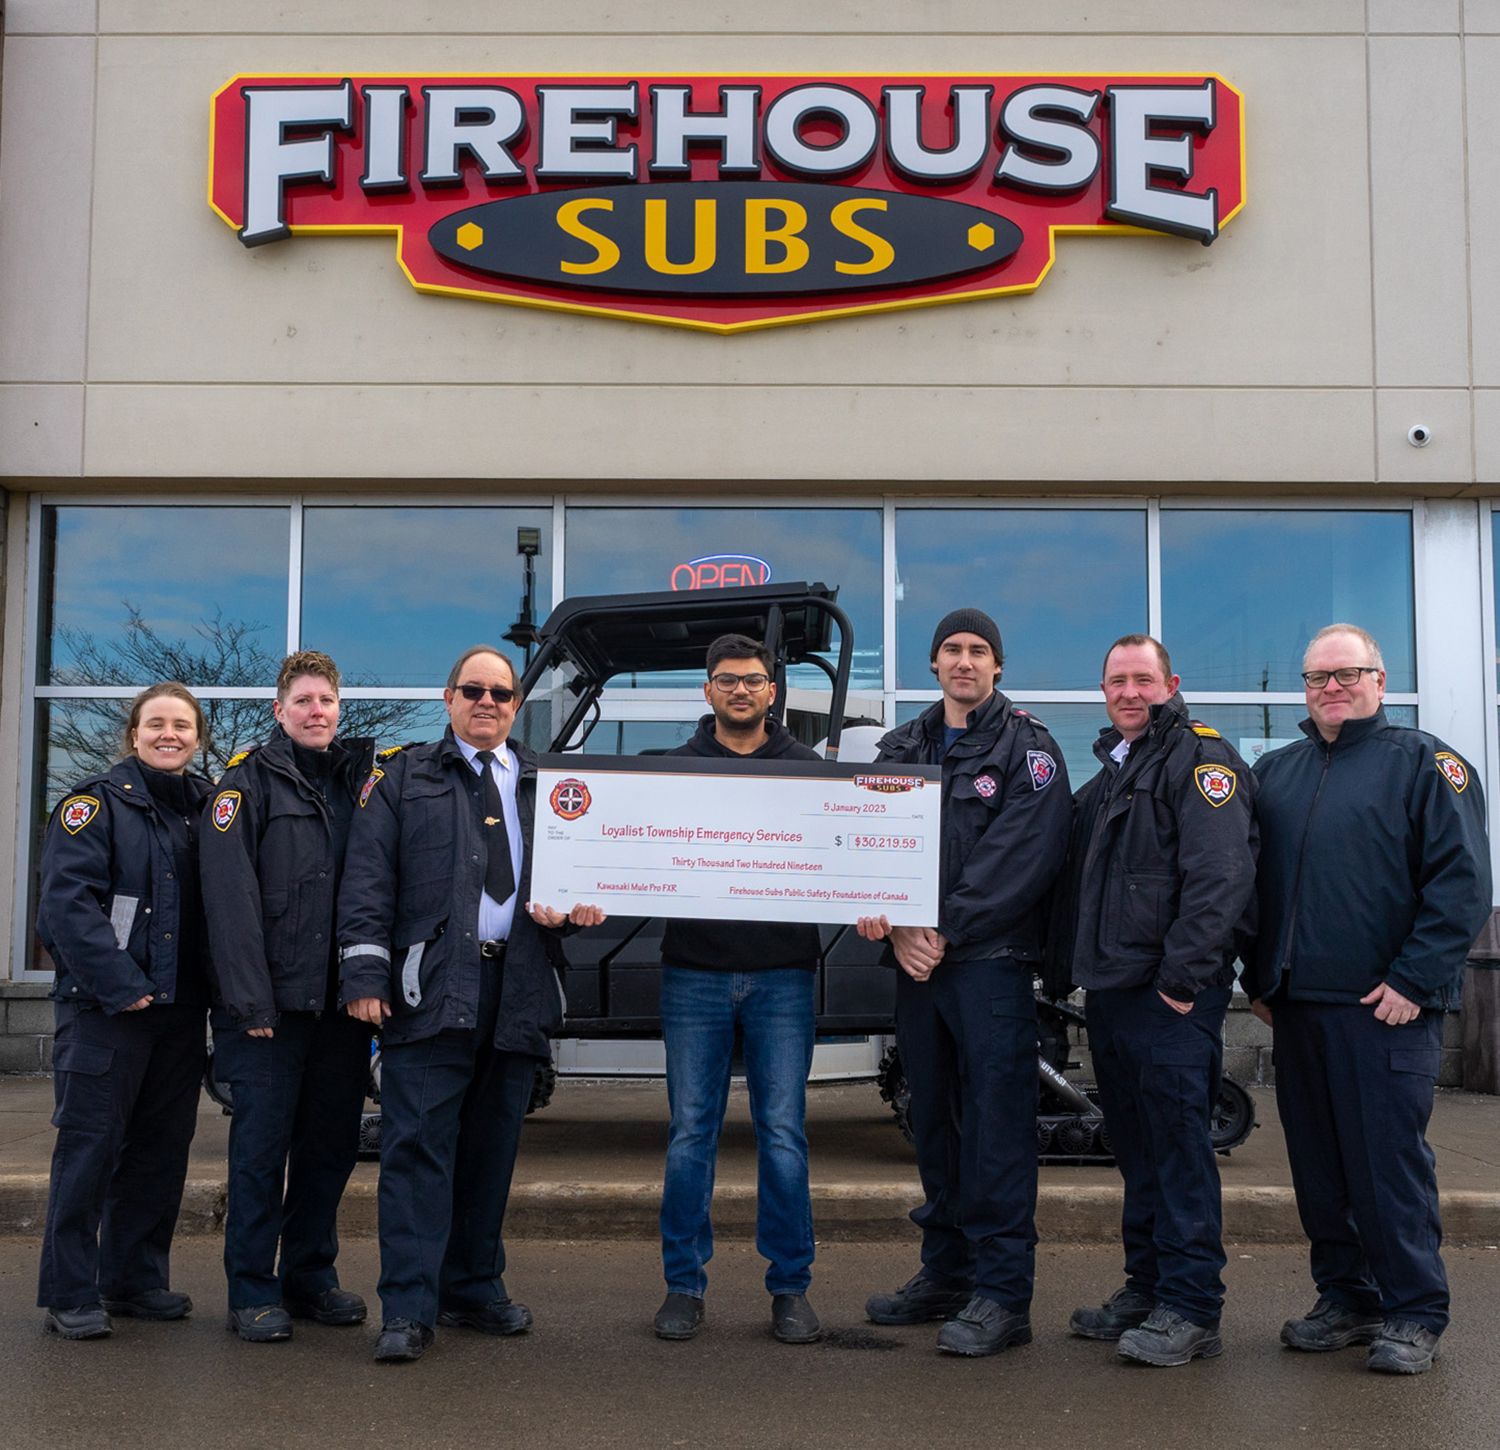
930;607;1004;664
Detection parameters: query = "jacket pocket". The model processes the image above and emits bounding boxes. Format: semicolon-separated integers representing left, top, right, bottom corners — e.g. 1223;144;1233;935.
108;894;140;952
1119;872;1177;948
393;913;447;1009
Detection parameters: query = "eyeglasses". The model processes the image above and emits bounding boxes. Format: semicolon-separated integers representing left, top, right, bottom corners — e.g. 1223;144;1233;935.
455;684;518;704
1301;667;1380;689
709;672;770;693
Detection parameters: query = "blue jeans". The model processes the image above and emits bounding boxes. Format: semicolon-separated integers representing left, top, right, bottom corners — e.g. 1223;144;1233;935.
659;966;816;1298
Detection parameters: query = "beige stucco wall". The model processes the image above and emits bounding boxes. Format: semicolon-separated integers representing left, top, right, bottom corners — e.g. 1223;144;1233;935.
0;1;1496;489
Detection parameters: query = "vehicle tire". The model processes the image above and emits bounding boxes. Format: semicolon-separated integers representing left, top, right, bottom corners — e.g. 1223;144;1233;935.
1210;1074;1256;1153
358;1111;382;1158
876;1044;914;1145
203;1040;233;1115
528;1060;558;1114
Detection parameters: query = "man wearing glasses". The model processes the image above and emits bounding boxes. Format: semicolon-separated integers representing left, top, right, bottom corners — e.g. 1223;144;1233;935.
650;633;826;1346
1247;624;1490;1375
339;645;600;1364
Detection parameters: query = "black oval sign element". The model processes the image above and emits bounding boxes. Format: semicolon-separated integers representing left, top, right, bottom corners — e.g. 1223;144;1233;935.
429;182;1022;297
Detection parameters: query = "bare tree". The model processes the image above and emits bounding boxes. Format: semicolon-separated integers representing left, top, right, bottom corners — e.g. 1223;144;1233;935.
44;606;432;803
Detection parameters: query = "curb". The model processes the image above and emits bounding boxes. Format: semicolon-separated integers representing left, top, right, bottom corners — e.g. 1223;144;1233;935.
5;1174;1500;1245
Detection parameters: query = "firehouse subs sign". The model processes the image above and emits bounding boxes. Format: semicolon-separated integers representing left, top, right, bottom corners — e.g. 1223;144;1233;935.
208;72;1245;333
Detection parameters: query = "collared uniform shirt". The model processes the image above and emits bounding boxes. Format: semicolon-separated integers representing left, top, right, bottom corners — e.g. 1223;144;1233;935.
453;734;524;942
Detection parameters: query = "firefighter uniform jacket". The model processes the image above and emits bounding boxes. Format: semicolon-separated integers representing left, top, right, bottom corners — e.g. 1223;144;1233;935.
336;729;563;1058
1246;707;1491;1010
38;757;214;1013
874;691;1071;963
1046;693;1258;1001
199;726;378;1030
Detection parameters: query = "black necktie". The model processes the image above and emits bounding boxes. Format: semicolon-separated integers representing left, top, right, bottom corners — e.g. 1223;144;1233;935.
475;750;516;907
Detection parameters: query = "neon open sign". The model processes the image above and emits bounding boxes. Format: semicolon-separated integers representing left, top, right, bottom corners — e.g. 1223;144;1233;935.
670;555;772;590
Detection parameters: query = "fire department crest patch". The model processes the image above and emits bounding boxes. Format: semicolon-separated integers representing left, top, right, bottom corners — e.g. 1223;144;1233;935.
974;774;997;799
212;791;241;831
550;778;591;821
1436;752;1468;793
1026;752;1056;791
1194;764;1236;807
358;769;384;809
60;795;99;834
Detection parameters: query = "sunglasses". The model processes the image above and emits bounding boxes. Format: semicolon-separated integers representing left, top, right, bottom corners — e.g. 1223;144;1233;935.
455;684;518;704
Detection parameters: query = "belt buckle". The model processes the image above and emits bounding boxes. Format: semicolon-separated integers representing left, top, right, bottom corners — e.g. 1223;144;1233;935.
480;939;507;959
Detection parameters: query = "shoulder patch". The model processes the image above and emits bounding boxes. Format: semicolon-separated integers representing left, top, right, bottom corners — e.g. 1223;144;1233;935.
359;768;386;807
1190;723;1221;738
1436;751;1469;793
377;744;406;760
59;795;100;835
1026;750;1057;791
1194;763;1237;807
211;790;242;831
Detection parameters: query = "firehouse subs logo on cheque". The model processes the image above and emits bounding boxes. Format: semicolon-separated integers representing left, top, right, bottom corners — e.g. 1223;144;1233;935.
550;778;592;820
208;71;1245;333
60;795;100;834
1194;764;1236;807
854;775;924;794
1436;752;1469;793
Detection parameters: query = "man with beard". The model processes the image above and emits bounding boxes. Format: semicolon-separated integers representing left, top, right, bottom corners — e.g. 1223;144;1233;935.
651;633;825;1347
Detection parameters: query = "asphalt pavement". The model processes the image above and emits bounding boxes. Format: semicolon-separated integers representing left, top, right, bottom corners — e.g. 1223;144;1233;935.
2;1238;1498;1450
5;1072;1500;1241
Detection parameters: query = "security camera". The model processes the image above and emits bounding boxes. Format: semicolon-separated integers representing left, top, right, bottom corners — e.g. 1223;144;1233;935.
1407;424;1432;448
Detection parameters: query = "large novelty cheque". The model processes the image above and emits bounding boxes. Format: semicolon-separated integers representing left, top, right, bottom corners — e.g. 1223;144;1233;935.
532;755;942;926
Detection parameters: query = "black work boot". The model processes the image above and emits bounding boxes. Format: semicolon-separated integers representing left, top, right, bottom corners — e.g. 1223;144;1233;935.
102;1288;192;1320
285;1287;367;1326
1117;1305;1222;1366
1069;1285;1155;1341
226;1304;293;1342
43;1304;112;1340
1367;1319;1442;1375
771;1293;821;1344
865;1272;973;1325
934;1295;1032;1356
373;1318;434;1363
436;1298;533;1336
653;1293;705;1341
1280;1295;1385;1352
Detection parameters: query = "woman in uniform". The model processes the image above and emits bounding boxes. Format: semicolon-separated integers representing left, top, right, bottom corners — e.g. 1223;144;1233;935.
35;683;214;1339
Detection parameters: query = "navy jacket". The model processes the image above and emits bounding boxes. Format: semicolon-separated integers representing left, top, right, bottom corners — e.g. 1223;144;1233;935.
875;691;1071;963
200;726;378;1030
660;713;824;972
1246;708;1492;1009
1047;693;1258;1000
38;757;214;1013
336;729;563;1057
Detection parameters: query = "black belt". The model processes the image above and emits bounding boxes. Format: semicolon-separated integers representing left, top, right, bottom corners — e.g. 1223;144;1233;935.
480;939;508;959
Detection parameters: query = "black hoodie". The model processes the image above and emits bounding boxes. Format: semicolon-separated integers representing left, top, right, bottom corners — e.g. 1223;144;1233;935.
659;714;824;972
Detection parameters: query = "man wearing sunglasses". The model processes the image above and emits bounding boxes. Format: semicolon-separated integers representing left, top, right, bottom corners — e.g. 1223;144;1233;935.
1247;623;1490;1375
338;645;600;1364
650;633;825;1347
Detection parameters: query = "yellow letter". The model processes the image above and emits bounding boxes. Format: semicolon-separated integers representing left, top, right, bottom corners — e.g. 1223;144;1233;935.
831;198;895;275
556;199;619;275
745;199;810;274
645;197;717;275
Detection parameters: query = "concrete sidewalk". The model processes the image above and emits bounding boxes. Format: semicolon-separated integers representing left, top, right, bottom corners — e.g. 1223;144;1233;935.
4;1072;1500;1242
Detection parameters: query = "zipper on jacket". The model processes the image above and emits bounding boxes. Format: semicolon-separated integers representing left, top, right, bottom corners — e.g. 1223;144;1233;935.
1277;746;1332;982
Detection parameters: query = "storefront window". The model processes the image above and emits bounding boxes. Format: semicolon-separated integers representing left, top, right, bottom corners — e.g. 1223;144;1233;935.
894;509;1147;691
39;506;290;688
1161;510;1416;693
301;507;552;687
564;506;882;691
